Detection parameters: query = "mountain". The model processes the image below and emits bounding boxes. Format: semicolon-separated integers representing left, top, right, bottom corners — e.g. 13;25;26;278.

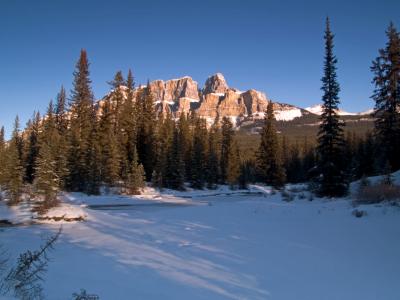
101;73;309;122
304;104;373;116
100;73;374;135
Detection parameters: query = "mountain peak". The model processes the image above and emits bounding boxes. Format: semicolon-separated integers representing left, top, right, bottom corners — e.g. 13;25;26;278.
203;73;229;95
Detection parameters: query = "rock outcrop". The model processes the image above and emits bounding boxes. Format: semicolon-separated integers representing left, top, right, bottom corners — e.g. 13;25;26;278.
203;73;229;95
100;72;307;127
148;76;200;103
241;89;268;116
217;89;247;118
197;93;221;120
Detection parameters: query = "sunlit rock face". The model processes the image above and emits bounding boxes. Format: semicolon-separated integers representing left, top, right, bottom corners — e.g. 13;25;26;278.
203;73;229;95
99;73;310;127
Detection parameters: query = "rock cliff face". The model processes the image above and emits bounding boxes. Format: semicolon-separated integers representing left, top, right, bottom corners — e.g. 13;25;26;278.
241;89;268;115
203;73;229;95
148;76;200;104
101;72;307;127
217;89;247;118
196;93;220;120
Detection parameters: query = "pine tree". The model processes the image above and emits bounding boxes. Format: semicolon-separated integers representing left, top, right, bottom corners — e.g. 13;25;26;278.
67;49;98;194
98;99;120;187
190;117;208;189
34;101;61;209
108;70;125;127
54;86;69;188
22;112;41;184
126;147;145;194
55;86;68;133
136;84;156;181
34;142;59;209
156;112;175;187
371;22;400;171
108;71;126;175
206;122;221;189
119;69;137;181
177;113;192;182
151;115;166;190
220;117;235;184
315;18;348;197
86;119;102;195
238;160;252;189
0;126;6;188
165;125;185;190
226;140;240;188
4;117;24;205
256;102;286;188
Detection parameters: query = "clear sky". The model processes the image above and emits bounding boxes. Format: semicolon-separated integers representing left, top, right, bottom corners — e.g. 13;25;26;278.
0;0;399;136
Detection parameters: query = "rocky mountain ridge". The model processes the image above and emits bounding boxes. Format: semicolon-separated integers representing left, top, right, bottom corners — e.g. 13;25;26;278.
101;73;372;128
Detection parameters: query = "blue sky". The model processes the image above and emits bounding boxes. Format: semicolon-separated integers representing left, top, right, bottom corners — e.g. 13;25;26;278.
0;0;399;136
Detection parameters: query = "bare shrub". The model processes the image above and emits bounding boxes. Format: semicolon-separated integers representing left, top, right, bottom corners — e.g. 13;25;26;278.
308;193;314;201
298;192;307;200
281;190;295;202
0;228;61;299
352;209;367;218
72;289;100;300
356;183;400;204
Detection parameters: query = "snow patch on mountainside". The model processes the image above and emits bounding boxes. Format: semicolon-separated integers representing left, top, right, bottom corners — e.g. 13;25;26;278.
252;108;303;121
305;104;373;116
274;108;302;121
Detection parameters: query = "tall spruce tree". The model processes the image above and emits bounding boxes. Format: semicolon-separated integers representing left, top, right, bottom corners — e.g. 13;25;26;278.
54;86;69;188
0;126;6;188
220;117;235;184
119;69;137;180
238;160;252;189
86;115;102;195
34;102;60;208
256;102;286;188
165;125;185;190
151;115;166;189
177;113;192;182
156;112;175;187
206;122;221;189
136;84;156;181
22;112;41;184
226;140;240;188
190;117;208;189
126;147;146;194
67;49;98;193
371;22;400;171
55;86;68;133
315;18;348;197
108;71;125;176
4;116;24;205
98;99;120;187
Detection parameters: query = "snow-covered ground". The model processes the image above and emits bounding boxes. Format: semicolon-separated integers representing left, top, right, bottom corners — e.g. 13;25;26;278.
1;182;400;299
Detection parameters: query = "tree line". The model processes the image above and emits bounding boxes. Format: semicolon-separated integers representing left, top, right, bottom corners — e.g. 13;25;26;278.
0;19;399;207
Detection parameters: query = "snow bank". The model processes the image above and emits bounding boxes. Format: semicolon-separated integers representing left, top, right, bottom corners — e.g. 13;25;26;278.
37;203;87;223
350;170;400;193
0;200;35;224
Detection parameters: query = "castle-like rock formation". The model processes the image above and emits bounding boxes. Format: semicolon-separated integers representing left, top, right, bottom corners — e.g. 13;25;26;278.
101;73;304;126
